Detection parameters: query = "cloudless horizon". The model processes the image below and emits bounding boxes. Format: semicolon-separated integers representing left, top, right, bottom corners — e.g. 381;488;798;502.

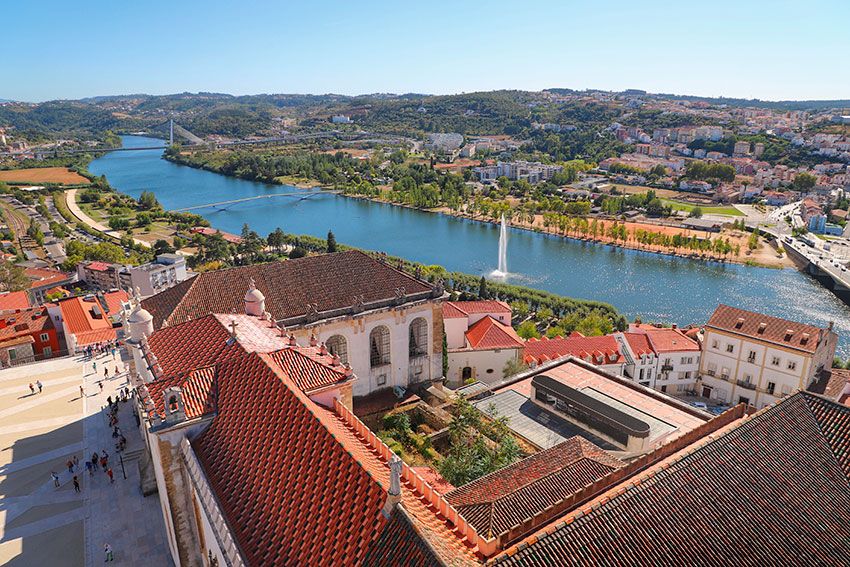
6;0;849;103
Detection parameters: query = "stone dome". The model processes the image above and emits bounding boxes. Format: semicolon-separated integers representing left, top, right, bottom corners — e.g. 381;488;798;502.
244;278;266;317
128;304;154;341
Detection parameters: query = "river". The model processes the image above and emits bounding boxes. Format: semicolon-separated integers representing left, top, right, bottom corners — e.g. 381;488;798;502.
90;135;850;356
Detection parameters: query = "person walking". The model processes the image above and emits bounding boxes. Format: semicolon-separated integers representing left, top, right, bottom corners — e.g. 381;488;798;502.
99;381;103;393
106;467;114;483
36;380;43;393
51;471;60;488
28;383;34;395
104;367;109;379
104;543;114;562
73;455;79;471
91;452;99;470
67;459;74;474
80;385;85;398
92;361;97;374
72;475;81;493
85;460;93;476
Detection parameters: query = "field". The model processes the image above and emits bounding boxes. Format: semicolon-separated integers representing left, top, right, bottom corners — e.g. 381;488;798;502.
660;198;744;217
0;167;90;185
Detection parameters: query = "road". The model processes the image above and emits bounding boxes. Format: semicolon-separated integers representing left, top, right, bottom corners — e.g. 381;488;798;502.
64;189;151;249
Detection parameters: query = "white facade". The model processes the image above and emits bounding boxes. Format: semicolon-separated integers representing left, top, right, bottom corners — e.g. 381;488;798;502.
292;300;442;398
119;254;190;298
447;347;520;386
654;350;700;394
698;327;836;408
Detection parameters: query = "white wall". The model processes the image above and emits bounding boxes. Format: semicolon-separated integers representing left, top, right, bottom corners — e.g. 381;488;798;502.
444;318;468;350
447;347;520;386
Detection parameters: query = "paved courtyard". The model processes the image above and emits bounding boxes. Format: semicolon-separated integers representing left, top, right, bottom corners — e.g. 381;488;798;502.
0;352;172;566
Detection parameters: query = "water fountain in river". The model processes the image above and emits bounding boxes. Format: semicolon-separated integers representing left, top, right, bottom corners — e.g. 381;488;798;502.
491;214;508;278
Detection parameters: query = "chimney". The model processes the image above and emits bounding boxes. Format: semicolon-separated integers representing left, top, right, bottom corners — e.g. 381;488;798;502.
381;455;403;518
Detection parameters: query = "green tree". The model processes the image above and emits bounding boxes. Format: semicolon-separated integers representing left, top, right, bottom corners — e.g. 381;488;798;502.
478;276;488;299
138;190;161;210
793;172;817;191
0;260;29;292
327;230;337;253
516;320;540;339
26;220;44;246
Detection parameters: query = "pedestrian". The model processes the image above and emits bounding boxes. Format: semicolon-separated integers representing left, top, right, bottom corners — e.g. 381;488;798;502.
85;460;93;476
91;452;99;469
93;361;97;373
106;467;114;483
104;367;108;379
99;381;103;392
106;395;112;406
104;543;114;562
112;347;116;360
80;385;85;398
28;383;34;395
73;455;79;470
36;380;43;393
51;471;60;487
73;475;80;493
67;459;74;473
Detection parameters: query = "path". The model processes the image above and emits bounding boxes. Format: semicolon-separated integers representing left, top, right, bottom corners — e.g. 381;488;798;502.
64;189;151;249
0;352;172;566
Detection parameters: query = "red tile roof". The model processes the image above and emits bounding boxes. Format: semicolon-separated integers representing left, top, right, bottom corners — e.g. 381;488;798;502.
24;267;71;290
808;368;850;401
87;261;112;272
191;352;479;566
58;297;116;345
495;392;850;565
147;314;249;376
0;308;53;341
447;437;624;539
142;251;434;330
443;300;511;319
465;316;524;350
101;290;129;316
622;332;654;356
0;291;30;311
524;334;623;365
143;366;217;421
637;326;700;352
707;304;829;354
264;347;350;394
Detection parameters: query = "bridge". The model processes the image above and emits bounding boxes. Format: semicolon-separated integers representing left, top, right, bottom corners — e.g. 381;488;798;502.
171;190;339;212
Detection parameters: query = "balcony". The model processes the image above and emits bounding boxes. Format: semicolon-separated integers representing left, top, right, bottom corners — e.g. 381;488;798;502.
736;379;757;391
661;364;674;373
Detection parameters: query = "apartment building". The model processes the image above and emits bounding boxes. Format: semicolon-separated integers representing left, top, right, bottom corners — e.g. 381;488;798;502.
77;254;190;297
475;161;563;184
697;305;837;409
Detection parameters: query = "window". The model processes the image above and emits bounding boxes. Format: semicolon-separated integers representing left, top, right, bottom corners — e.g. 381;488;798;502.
660;385;667;393
684;371;692;380
40;333;49;342
720;367;730;380
42;346;51;357
726;344;734;353
369;326;391;367
743;373;753;384
706;363;717;376
771;356;780;366
738;396;750;406
680;357;686;365
408;318;428;358
747;351;756;363
376;374;387;386
325;335;348;365
712;340;719;349
787;361;797;371
767;381;776;395
8;349;16;361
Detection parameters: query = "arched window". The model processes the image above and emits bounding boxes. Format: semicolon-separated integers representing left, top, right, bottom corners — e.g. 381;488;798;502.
370;326;391;368
326;335;349;365
408;318;428;358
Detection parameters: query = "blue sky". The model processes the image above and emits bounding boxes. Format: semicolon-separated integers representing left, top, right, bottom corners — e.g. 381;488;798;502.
4;0;848;102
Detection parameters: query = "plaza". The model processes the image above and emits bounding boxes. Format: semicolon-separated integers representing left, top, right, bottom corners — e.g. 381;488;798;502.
0;352;172;566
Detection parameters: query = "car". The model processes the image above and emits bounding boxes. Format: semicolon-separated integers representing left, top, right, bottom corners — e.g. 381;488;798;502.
690;401;709;410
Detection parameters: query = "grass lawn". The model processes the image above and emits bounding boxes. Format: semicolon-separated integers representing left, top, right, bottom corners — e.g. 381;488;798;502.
660;198;744;217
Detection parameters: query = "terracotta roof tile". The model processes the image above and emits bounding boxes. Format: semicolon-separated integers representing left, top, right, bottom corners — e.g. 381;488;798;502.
58;296;115;345
446;438;624;539
638;327;700;352
465;316;524;350
0;307;53;340
707;304;830;354
144;366;217;420
808;368;850;401
524;335;623;365
24;267;72;290
142;251;434;329
496;392;850;565
622;332;654;356
147;314;247;376
443;300;511;319
0;291;30;311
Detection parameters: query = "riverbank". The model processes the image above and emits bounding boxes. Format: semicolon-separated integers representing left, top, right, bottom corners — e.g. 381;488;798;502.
165;151;791;270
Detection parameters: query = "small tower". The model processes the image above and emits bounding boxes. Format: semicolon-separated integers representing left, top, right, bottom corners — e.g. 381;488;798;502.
382;455;403;518
163;386;187;425
244;278;265;317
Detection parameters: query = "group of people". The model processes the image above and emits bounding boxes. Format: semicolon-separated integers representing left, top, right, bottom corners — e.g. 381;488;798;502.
27;380;43;395
83;340;120;360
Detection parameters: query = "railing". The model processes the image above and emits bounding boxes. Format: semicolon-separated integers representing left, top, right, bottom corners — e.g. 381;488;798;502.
736;379;757;391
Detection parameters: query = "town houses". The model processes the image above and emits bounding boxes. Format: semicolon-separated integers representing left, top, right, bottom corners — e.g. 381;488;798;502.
117;258;850;566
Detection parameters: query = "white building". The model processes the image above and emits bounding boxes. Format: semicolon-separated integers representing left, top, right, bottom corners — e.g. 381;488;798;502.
77;254;191;297
475;161;563;184
140;251;446;398
331;114;353;124
424;133;464;153
628;324;701;395
697;305;837;408
443;300;523;385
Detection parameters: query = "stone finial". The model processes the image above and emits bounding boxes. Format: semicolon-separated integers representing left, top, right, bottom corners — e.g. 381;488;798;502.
288;334;297;347
228;319;238;340
319;341;328;356
351;295;365;314
331;353;341;367
309;333;318;347
382;455;403;518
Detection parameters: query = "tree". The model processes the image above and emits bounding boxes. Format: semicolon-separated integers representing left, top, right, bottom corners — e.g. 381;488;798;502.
26;220;44;246
793;172;817;191
327;230;337;253
516;320;540;339
0;260;29;292
267;227;285;254
289;247;307;259
138;190;161;210
478;276;488;299
153;239;176;255
503;358;529;378
689;206;703;218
